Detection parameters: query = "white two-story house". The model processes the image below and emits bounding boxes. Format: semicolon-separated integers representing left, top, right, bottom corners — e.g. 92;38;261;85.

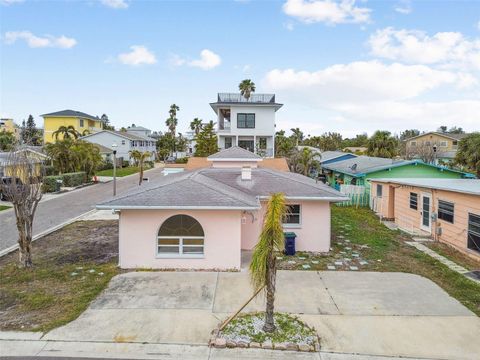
210;93;283;157
80;129;157;163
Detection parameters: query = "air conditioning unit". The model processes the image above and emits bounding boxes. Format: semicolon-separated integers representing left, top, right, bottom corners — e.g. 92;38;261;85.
436;226;442;236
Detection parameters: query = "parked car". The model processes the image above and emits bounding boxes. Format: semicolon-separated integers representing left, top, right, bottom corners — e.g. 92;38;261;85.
0;177;23;201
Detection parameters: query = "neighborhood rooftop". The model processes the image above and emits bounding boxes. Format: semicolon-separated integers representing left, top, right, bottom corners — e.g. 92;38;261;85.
373;178;480;196
404;131;469;141
97;167;348;210
41;109;101;121
320;150;354;162
207;146;262;160
322;156;408;175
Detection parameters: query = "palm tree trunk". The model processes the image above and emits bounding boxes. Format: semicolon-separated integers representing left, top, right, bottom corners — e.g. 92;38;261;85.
139;161;143;186
263;253;277;332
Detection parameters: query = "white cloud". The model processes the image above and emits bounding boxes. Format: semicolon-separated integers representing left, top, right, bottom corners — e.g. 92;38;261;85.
171;49;221;70
189;49;222;70
263;61;474;103
263;61;480;134
368;27;480;69
394;0;412;14
118;45;157;66
282;0;371;25
1;0;24;5
100;0;128;9
4;31;77;49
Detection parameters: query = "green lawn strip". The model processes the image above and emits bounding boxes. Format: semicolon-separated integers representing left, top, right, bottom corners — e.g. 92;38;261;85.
220;312;317;345
96;167;139;177
424;242;480;271
0;205;11;211
0;261;119;332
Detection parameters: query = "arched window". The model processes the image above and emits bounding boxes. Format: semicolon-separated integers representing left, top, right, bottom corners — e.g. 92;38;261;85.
157;215;204;257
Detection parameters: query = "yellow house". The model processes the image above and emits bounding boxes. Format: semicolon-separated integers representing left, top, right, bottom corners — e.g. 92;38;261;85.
0;118;21;140
404;132;468;163
41;110;104;144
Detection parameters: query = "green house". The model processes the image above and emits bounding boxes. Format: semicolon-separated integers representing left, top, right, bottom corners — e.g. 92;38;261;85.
322;156;475;190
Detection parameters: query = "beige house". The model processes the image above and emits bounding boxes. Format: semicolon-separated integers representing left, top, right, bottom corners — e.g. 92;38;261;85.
371;178;480;260
404;132;468;164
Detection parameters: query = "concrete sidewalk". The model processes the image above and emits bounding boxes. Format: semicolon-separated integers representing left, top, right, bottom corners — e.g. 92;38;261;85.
0;336;432;360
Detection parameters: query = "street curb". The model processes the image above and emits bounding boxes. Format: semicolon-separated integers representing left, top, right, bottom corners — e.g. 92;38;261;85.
0;209;97;258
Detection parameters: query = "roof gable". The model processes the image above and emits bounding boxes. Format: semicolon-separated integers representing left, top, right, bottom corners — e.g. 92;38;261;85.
207;146;262;161
41;110;100;121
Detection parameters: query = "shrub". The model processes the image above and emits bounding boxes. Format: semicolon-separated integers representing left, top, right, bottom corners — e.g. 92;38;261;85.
175;157;188;164
61;172;86;187
97;161;113;171
42;175;62;193
44;165;57;176
122;160;130;168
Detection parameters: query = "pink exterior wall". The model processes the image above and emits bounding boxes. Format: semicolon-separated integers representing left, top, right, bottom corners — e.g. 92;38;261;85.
119;209;242;270
241;200;332;253
211;160;259;168
370;181;480;260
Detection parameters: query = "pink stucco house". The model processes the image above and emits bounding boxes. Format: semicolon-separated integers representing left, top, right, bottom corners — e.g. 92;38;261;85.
97;147;348;270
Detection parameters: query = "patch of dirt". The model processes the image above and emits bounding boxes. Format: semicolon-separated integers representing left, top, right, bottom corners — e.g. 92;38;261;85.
0;220;118;268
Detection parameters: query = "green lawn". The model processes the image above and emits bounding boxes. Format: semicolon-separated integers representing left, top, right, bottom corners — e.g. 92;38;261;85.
0;205;11;212
96;167;139;177
278;206;480;316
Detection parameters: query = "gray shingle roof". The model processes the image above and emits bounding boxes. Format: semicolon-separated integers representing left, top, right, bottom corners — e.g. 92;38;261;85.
41;110;100;121
97;167;348;210
373;178;480;196
322;156;408;176
97;170;259;210
207;146;262;160
80;130;156;142
320;151;354;162
404;131;469;141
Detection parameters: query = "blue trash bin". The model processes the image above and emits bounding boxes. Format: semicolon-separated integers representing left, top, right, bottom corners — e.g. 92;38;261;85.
284;232;296;256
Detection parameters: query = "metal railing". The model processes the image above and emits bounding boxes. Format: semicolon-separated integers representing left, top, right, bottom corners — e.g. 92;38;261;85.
217;93;276;103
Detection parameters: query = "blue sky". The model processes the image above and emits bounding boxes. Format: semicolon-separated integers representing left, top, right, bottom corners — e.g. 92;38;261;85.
1;0;479;137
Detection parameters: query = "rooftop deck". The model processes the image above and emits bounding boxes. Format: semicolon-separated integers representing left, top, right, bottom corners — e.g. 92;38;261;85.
216;93;276;104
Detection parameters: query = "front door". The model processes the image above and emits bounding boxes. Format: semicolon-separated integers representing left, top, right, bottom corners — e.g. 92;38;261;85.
421;194;431;231
238;140;254;153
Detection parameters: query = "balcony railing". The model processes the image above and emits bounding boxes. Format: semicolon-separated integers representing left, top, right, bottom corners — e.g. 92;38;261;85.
217;93;276;104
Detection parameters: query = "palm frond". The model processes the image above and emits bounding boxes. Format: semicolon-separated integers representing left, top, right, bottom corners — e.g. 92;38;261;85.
249;192;287;291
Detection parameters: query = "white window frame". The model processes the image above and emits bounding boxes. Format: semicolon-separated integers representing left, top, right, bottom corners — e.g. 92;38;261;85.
410;141;417;147
283;204;301;228
156;236;204;259
439;141;447;147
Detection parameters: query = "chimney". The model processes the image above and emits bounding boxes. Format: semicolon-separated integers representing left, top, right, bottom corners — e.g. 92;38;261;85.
241;166;252;181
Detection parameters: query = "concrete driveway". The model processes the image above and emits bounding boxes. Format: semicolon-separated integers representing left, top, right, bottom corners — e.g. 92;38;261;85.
45;271;480;360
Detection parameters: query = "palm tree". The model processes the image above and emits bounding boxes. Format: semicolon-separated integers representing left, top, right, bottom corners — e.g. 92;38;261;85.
190;118;203;136
166;104;180;136
52;125;80;140
81;129;90;136
249;192;287;332
239;79;256;100
290;128;304;146
296;147;320;176
129;149;141;167
367;130;399;158
455;133;480;177
137;151;151;185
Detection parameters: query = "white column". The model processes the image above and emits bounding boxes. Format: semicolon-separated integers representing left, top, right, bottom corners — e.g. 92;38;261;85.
254;135;257;154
